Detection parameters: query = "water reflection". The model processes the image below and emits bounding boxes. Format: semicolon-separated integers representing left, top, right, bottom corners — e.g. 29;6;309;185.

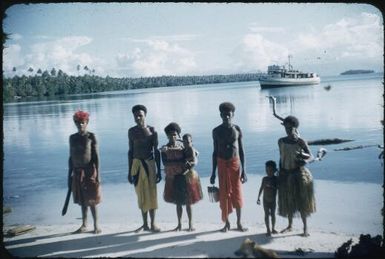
3;75;384;198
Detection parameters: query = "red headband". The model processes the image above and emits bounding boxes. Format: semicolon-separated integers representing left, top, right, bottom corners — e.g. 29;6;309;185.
73;111;89;122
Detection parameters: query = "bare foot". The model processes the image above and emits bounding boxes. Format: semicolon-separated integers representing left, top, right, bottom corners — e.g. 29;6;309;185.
134;224;150;233
151;225;161;233
143;225;150;231
187;227;195;232
272;229;278;234
236;224;248;232
220;222;230;232
280;227;292;234
73;226;87;234
266;231;271;237
93;228;102;234
301;232;310;237
173;224;181;231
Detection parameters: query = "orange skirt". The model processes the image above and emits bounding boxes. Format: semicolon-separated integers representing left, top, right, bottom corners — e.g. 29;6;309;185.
217;157;243;222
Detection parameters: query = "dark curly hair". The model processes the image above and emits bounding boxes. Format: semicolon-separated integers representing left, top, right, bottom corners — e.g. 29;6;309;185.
265;160;277;170
219;102;235;113
132;104;147;115
283;115;299;128
164;122;181;135
182;133;192;140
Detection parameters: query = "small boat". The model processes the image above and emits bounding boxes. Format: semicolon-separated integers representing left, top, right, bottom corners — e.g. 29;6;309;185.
259;55;320;89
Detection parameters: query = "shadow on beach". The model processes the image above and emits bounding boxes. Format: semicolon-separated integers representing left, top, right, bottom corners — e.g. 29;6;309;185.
4;227;332;258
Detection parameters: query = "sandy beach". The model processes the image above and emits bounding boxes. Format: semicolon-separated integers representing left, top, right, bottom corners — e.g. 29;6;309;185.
3;175;383;258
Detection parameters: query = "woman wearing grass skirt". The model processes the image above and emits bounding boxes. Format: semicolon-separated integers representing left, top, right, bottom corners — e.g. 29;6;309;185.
278;116;316;237
161;123;202;232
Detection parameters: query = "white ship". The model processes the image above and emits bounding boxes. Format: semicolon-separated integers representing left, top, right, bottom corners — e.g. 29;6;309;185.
259;56;320;89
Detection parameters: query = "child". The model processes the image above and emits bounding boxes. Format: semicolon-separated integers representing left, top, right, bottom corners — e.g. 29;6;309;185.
177;133;203;231
257;160;278;237
182;133;199;174
68;111;102;234
182;133;203;206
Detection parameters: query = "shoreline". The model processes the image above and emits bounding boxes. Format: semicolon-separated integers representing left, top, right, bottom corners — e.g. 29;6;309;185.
3;175;383;257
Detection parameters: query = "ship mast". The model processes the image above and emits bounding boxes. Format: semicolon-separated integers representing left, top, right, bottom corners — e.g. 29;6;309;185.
288;54;293;70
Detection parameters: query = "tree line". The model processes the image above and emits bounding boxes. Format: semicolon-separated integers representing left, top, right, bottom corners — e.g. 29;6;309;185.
3;68;262;102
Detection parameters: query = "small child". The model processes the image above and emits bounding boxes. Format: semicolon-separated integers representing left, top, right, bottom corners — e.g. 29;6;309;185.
182;133;203;231
257;160;278;236
182;134;198;173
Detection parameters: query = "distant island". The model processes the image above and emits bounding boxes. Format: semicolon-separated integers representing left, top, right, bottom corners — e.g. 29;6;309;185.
340;69;375;75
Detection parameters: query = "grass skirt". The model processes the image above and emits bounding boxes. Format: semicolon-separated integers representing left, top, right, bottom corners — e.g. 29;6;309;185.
278;167;316;217
185;169;203;205
164;170;203;205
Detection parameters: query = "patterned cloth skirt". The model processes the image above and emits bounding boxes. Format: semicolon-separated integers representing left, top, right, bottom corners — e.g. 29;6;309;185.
72;164;101;206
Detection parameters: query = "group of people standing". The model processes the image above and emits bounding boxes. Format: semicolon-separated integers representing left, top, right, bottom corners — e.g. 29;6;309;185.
128;105;203;233
67;101;316;237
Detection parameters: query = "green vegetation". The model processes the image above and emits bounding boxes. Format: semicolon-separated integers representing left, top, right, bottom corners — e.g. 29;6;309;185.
3;69;261;102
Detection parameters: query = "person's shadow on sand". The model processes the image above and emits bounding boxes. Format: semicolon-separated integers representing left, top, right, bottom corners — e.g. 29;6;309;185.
4;228;331;258
4;228;216;257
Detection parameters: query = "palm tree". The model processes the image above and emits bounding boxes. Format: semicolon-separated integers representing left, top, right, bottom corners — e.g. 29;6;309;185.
50;68;57;77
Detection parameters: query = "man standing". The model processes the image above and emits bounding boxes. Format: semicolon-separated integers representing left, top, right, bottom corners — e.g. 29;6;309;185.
210;102;248;232
128;104;161;232
69;110;102;234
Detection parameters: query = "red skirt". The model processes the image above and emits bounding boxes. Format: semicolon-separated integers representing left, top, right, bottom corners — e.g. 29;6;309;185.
185;169;203;205
217;157;243;222
72;164;101;206
163;170;203;205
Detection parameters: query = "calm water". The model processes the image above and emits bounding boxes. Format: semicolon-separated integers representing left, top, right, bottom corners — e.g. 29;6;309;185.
3;73;384;209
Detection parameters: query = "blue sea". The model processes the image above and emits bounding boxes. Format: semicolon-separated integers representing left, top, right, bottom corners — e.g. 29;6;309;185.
3;72;384;226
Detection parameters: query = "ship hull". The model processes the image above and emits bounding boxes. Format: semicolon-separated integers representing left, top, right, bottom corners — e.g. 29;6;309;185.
259;77;320;89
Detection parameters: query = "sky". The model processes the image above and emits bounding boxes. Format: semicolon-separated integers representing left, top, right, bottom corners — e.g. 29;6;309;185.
2;2;384;78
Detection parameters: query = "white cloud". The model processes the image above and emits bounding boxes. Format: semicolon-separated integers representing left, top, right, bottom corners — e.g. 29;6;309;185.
231;33;289;72
293;12;383;60
115;40;197;77
232;12;383;74
3;36;105;76
3;44;25;72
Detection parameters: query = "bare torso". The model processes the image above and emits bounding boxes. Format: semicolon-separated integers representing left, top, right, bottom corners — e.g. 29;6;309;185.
213;124;241;160
262;176;277;203
129;125;157;159
70;132;96;167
